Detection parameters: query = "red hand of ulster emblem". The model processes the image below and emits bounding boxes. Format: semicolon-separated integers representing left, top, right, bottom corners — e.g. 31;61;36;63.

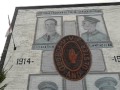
69;48;78;64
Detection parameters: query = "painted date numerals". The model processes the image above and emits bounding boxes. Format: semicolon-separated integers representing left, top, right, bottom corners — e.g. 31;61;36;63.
17;58;34;65
112;56;120;62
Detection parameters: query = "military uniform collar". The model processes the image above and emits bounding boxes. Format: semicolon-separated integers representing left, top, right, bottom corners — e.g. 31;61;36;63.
43;32;58;41
45;32;57;37
87;30;99;35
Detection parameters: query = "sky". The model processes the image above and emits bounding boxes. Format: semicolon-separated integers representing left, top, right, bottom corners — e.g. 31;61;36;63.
0;0;120;57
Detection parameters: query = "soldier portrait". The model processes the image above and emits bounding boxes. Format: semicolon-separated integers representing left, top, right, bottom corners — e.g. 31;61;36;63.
77;15;110;42
95;77;118;90
81;16;109;42
32;17;62;50
85;74;120;90
35;17;62;44
27;74;64;90
38;81;58;90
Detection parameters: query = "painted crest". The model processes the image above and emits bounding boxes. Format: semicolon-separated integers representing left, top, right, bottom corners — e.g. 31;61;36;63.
54;35;92;81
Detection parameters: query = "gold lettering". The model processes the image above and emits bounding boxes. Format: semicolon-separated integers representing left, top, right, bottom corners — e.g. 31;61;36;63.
76;71;82;78
82;49;88;52
83;53;89;57
82;64;88;70
55;48;62;56
59;65;65;71
84;62;90;65
60;40;66;46
71;72;77;79
56;61;65;71
84;57;90;60
81;61;90;71
81;45;86;49
56;58;61;62
69;36;74;40
66;71;71;78
66;71;78;79
81;45;89;53
66;71;84;79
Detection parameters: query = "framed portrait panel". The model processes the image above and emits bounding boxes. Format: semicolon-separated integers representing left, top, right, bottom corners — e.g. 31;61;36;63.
27;74;64;90
85;73;120;90
32;16;63;51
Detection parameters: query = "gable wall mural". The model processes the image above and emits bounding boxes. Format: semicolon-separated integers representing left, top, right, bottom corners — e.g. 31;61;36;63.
2;4;120;90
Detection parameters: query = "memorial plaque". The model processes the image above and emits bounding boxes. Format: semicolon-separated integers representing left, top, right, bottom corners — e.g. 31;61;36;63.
65;79;84;90
63;21;78;36
54;35;91;80
90;49;106;72
41;51;57;73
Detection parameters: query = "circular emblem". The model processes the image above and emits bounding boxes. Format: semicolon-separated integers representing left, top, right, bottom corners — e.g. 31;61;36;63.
54;35;92;81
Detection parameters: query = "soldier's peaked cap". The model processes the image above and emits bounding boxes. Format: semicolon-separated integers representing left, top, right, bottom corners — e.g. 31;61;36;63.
95;77;117;89
38;81;58;90
84;16;100;23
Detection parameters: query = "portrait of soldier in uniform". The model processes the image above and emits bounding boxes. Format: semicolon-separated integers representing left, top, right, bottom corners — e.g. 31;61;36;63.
35;18;61;44
81;16;109;42
38;81;58;90
95;77;118;90
28;74;63;90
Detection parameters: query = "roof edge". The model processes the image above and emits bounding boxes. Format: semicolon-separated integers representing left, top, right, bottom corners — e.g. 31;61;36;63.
0;8;18;71
15;2;120;9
